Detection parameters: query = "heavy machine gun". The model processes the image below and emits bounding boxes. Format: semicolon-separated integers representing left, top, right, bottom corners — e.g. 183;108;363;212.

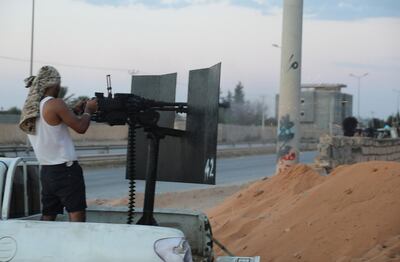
92;75;188;126
92;75;189;226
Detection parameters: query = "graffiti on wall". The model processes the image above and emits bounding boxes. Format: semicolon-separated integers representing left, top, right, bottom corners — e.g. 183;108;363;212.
287;54;299;71
278;114;295;157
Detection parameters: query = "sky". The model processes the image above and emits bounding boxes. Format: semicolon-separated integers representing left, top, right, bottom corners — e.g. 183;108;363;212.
0;0;399;119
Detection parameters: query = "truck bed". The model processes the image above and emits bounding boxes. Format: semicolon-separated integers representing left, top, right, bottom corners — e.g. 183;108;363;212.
21;206;214;261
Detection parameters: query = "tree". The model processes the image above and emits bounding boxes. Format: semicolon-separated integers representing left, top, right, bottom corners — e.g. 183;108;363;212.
226;90;233;104
0;106;21;115
58;87;90;110
230;82;248;125
369;118;384;129
386;113;400;127
233;82;245;104
265;117;277;126
220;81;271;126
7;106;21;114
218;90;234;124
67;96;90;108
219;81;273;126
59;86;74;104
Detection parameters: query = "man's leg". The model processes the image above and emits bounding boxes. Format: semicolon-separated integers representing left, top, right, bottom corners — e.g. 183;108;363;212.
40;166;63;221
64;162;87;222
69;211;86;222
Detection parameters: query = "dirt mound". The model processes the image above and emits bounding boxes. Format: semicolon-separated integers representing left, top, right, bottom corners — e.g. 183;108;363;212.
207;161;400;262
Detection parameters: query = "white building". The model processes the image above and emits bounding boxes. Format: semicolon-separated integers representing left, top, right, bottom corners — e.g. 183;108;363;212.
276;83;353;134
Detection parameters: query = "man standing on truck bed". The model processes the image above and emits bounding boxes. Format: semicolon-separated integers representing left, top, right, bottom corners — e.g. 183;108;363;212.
19;65;98;222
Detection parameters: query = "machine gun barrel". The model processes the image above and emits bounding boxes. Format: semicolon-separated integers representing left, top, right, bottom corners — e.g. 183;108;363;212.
148;102;188;113
92;91;188;126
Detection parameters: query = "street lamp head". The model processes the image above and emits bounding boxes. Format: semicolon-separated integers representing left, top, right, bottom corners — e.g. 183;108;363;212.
349;73;369;79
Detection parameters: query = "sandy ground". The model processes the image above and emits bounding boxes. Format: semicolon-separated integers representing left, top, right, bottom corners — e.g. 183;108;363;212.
88;182;253;211
89;161;400;262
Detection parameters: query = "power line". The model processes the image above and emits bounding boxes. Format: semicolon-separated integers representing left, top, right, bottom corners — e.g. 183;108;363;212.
0;55;134;73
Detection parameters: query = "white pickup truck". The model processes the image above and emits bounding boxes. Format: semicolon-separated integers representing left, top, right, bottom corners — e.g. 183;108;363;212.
0;157;260;262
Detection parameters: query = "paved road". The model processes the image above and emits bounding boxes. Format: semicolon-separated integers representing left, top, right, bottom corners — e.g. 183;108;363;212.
85;151;318;199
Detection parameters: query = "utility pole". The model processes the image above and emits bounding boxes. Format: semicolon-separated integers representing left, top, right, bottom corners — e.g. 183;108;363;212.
29;0;35;76
349;73;368;120
276;0;303;174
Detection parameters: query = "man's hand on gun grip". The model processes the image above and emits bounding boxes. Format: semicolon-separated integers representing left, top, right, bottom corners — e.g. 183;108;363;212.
84;99;98;115
72;99;87;115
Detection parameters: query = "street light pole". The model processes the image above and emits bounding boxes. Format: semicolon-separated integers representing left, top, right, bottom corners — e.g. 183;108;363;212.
30;0;35;76
349;73;368;120
261;95;266;134
393;90;400;126
26;0;36;154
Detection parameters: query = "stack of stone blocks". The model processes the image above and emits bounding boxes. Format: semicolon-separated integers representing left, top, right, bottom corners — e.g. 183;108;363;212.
316;135;400;171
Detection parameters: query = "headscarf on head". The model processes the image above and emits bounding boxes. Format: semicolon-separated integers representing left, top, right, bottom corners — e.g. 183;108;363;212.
19;65;61;134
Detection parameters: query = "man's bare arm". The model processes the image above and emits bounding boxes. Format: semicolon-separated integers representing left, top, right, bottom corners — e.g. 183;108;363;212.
53;98;97;134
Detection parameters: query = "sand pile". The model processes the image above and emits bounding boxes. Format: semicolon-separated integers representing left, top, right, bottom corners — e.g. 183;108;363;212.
207;161;400;262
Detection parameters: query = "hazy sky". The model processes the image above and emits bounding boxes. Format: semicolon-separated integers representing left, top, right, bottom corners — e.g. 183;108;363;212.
0;0;399;118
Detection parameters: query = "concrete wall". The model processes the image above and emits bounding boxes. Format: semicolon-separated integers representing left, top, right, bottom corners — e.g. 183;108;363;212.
0;123;27;144
1;121;326;146
0;123;129;145
315;135;400;170
0;114;20;124
219;124;276;143
178;121;325;144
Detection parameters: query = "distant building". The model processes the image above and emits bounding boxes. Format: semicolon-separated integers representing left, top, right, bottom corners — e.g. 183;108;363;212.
276;83;353;134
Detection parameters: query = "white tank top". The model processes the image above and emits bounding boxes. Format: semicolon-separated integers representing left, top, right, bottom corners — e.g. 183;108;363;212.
28;96;77;165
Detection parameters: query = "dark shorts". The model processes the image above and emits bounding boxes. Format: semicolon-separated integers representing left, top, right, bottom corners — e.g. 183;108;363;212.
40;161;87;216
